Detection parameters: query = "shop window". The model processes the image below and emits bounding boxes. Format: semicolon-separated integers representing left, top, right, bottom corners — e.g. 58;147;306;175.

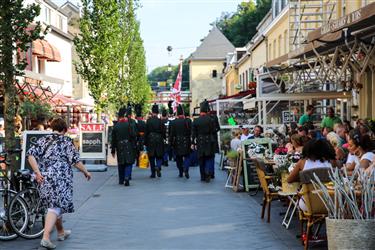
212;70;217;78
245;70;248;87
38;59;45;74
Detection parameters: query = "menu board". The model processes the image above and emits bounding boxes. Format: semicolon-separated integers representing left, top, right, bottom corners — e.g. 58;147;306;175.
21;131;52;170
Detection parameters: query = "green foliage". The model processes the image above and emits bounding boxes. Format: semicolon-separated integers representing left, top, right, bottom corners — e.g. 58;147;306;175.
215;0;272;47
19;99;54;121
0;0;45;163
147;59;190;90
226;150;239;160
75;0;150;114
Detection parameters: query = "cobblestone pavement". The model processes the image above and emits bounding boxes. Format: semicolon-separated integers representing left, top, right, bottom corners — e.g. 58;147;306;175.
2;159;323;250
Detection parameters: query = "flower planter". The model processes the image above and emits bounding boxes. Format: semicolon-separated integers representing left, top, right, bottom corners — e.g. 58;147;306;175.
326;218;375;250
273;154;288;166
281;172;299;194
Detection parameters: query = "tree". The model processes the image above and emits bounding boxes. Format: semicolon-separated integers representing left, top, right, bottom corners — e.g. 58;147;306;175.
0;0;44;169
75;0;151;115
74;0;121;114
216;0;272;47
147;59;190;90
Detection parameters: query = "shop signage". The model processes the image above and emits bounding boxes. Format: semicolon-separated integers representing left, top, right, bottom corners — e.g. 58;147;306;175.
21;131;52;170
80;123;106;160
321;9;362;35
282;111;296;123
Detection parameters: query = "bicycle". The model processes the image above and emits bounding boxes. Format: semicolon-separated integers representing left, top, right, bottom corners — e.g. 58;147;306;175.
0;149;28;241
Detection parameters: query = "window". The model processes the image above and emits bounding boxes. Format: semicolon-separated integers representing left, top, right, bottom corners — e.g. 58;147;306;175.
269;43;272;60
240;74;243;86
284;30;287;54
245;70;248;86
38;59;45;74
58;15;63;30
212;70;217;78
45;7;51;24
242;73;245;90
273;39;276;59
278;35;282;57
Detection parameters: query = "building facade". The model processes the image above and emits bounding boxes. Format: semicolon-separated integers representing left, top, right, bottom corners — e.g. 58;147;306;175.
189;27;235;113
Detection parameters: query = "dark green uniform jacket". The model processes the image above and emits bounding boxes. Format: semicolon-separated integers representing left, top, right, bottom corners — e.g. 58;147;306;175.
136;118;146;152
210;114;220;153
192;114;216;158
111;118;137;165
145;115;165;158
170;117;192;156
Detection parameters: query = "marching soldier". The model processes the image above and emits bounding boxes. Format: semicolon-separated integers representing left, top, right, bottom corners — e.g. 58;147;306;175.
169;104;192;178
209;107;220;179
161;108;169;166
145;104;165;178
111;106;137;186
192;100;216;182
135;104;146;167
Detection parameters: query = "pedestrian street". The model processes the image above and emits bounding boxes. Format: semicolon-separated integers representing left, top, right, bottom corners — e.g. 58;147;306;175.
4;159;307;250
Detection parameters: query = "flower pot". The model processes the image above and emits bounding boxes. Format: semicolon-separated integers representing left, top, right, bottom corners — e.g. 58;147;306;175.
281;172;299;193
326;218;375;250
273;154;288;166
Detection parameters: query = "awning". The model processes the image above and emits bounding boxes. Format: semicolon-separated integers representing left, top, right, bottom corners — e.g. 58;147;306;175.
32;39;61;62
51;94;94;107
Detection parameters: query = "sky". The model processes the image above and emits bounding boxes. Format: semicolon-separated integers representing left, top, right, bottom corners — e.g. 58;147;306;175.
54;0;243;72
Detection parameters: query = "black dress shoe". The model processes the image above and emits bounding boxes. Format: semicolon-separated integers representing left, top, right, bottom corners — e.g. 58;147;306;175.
156;169;161;177
205;175;211;183
150;174;156;178
184;171;190;179
178;173;183;178
124;180;130;186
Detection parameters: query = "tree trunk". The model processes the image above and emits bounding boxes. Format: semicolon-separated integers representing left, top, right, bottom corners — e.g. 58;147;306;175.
3;33;18;172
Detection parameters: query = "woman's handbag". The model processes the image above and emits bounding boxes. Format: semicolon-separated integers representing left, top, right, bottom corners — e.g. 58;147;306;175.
138;149;149;169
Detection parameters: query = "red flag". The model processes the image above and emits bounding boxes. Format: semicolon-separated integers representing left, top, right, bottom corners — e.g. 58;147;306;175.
170;61;182;112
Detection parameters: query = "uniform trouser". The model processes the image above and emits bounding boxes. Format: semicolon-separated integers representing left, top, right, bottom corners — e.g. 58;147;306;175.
199;156;214;179
118;164;133;184
149;156;162;175
208;155;215;177
175;155;190;174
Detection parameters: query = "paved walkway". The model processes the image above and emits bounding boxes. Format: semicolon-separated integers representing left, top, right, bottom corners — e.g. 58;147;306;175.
3;160;311;250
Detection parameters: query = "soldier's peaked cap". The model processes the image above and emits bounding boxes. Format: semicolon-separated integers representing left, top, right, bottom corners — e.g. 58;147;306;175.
200;99;209;113
151;103;159;114
177;105;184;116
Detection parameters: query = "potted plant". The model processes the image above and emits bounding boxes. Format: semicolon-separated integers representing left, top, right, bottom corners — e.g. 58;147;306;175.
312;168;375;250
226;150;238;168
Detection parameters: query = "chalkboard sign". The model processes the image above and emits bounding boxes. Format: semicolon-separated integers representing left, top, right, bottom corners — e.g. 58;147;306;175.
79;123;106;160
241;138;273;192
21;131;52;170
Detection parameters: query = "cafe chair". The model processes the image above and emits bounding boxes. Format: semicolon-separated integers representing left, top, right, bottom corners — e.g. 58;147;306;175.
298;168;331;250
253;158;279;223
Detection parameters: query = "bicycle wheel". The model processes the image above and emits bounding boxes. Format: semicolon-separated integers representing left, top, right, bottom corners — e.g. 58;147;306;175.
0;188;25;240
9;188;45;239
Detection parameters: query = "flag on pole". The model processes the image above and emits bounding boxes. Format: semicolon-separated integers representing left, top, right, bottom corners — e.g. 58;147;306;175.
170;60;182;113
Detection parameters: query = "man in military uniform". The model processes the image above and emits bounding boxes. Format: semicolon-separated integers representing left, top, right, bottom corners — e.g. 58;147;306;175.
169;105;192;178
209;106;220;179
135;104;146;167
111;106;137;186
145;104;165;178
161;108;169;166
192;100;216;182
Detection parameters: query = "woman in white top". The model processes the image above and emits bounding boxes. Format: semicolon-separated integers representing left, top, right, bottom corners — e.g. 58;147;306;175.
230;131;242;151
345;129;375;175
287;139;337;183
287;139;337;211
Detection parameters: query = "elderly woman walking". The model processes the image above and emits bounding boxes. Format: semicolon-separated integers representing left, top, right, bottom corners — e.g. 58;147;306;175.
27;117;91;249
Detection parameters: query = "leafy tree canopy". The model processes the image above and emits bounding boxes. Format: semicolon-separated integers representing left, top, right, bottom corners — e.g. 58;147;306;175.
147;60;190;90
215;0;272;47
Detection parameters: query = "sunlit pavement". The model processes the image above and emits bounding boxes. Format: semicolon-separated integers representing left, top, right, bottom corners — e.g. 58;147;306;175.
3;158;316;250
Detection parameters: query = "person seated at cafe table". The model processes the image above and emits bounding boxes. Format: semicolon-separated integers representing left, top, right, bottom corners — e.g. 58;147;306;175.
345;129;375;175
249;125;264;139
286;134;309;155
287;139;338;184
287;139;338;211
321;107;342;130
240;127;251;141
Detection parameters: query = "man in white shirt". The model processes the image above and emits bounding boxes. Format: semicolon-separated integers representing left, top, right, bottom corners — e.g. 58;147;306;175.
240;127;251;141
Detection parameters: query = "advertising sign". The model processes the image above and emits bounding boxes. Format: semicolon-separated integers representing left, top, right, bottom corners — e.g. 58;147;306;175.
21;131;52;170
80;123;106;160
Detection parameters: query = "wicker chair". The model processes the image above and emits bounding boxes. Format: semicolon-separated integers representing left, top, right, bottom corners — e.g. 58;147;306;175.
298;168;331;250
253;158;279;223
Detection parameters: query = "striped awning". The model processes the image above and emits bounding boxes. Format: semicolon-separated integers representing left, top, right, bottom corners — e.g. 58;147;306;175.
32;39;61;62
